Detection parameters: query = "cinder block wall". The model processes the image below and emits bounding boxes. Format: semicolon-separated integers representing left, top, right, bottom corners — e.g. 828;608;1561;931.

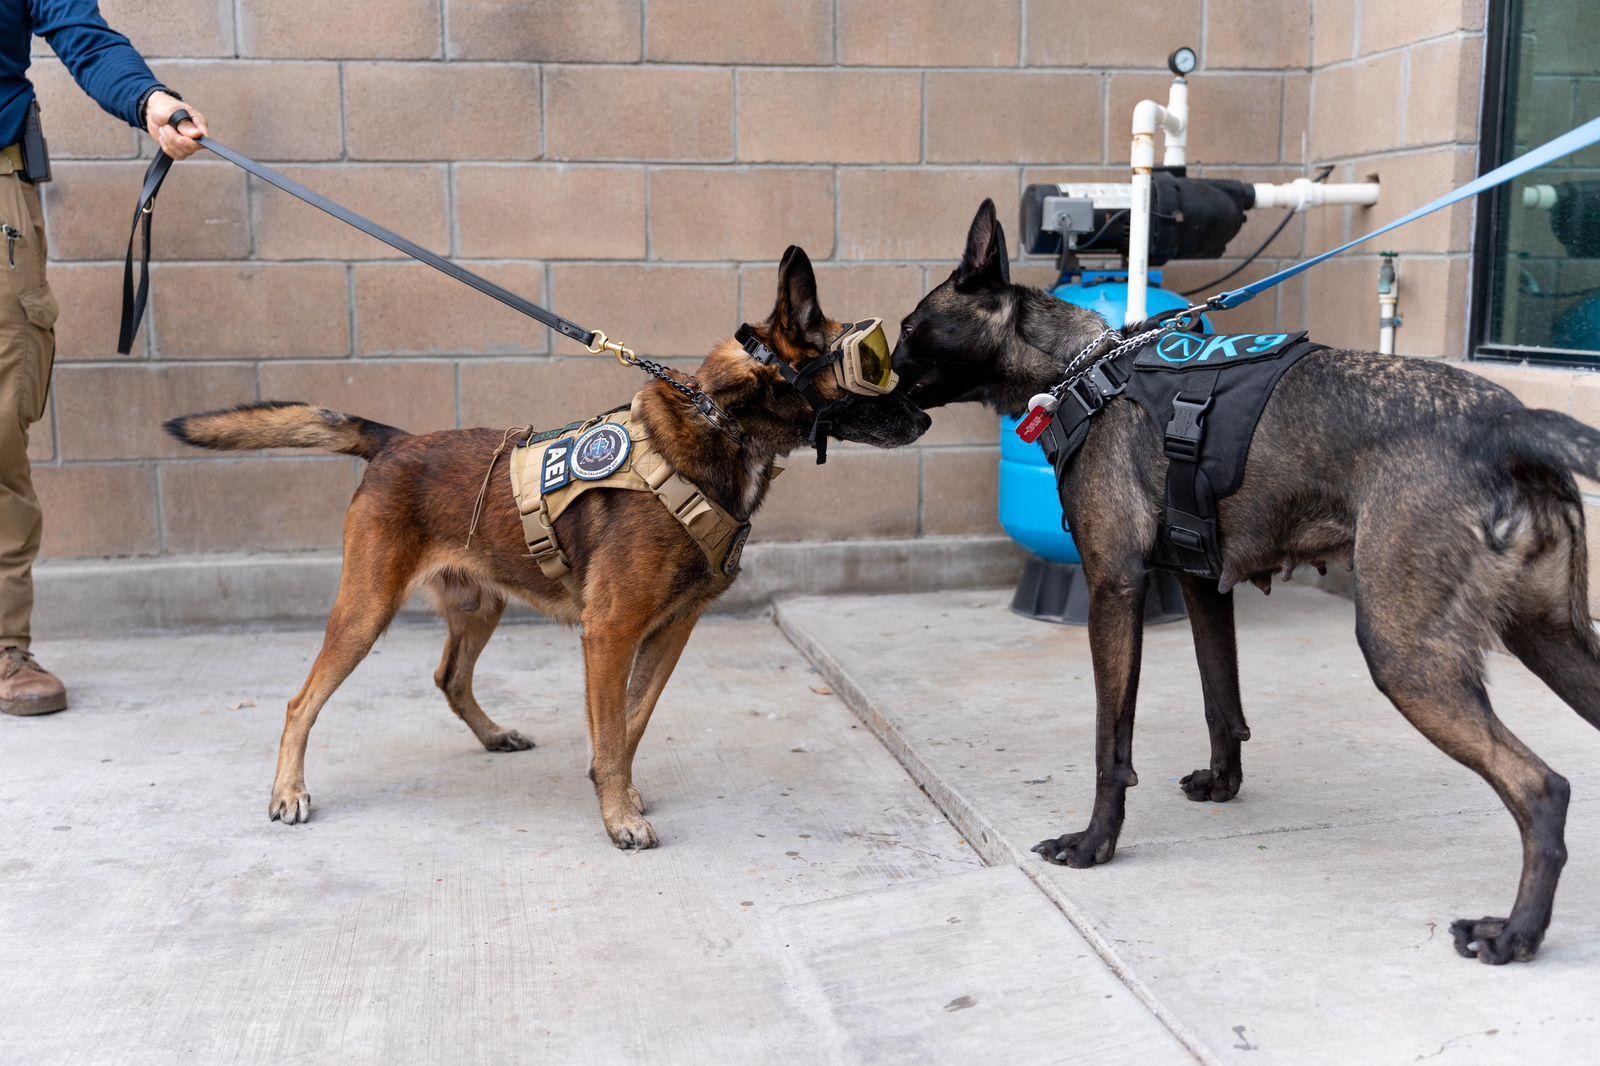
28;0;1471;566
1296;0;1486;355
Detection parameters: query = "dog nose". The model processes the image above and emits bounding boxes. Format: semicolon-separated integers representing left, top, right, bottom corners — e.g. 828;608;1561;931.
917;411;933;432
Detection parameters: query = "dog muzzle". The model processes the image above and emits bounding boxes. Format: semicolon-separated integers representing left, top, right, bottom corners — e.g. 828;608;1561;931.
735;320;899;464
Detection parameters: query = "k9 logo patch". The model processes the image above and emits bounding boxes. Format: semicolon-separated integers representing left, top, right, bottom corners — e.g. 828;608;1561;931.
540;438;575;494
1137;331;1307;370
571;423;632;480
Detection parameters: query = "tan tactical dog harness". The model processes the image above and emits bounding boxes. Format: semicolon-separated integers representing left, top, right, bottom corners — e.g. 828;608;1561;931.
508;397;751;580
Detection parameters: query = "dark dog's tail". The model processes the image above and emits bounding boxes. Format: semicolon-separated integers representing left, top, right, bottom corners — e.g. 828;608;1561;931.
1489;407;1600;484
164;400;406;461
1485;407;1600;641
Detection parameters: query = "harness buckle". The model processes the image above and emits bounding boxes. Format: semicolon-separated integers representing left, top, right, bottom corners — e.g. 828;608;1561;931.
1066;376;1102;415
1087;361;1125;400
1164;395;1210;463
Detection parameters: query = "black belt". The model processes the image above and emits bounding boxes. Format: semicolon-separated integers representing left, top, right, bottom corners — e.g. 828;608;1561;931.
119;109;610;357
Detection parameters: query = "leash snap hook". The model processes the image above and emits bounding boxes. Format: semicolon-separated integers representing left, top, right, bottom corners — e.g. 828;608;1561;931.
586;330;637;366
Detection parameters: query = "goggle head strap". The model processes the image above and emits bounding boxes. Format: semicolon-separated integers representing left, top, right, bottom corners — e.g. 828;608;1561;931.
736;323;846;464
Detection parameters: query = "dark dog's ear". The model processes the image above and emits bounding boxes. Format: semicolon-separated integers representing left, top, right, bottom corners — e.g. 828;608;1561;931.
955;198;1010;291
774;245;825;338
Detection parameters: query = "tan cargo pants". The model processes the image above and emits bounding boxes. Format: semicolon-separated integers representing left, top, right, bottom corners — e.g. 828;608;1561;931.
0;160;60;650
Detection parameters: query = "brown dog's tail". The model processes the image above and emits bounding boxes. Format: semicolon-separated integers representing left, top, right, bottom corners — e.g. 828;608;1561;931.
164;400;406;461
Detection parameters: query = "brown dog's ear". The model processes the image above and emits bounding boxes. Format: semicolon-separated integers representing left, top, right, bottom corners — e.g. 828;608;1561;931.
955;198;1011;291
773;245;825;339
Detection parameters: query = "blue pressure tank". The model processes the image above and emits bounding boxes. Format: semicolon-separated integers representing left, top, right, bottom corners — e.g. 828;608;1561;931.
998;271;1198;565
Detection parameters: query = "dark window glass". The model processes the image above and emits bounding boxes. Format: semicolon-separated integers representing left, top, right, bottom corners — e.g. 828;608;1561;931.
1476;0;1600;365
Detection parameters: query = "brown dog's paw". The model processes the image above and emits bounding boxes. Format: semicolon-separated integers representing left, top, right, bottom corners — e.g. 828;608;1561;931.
1180;767;1241;802
483;729;535;752
1032;830;1115;868
606;814;659;851
1451;916;1542;964
627;785;648;815
269;787;311;825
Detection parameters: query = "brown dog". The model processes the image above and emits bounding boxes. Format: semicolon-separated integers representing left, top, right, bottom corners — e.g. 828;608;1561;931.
166;247;929;849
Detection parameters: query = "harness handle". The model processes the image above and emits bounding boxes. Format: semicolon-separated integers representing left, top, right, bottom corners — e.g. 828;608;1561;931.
118;112;621;359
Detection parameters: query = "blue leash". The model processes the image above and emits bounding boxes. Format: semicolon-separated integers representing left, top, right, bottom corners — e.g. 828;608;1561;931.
1207;115;1600;312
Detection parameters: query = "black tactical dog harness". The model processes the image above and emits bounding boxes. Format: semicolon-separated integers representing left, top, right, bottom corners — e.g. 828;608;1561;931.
1038;330;1326;579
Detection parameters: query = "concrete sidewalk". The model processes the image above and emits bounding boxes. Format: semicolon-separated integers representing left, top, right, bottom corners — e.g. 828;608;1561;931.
777;584;1600;1064
0;614;1182;1065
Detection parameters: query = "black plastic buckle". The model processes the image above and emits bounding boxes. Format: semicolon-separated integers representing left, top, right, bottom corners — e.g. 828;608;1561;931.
1164;395;1209;463
1167;526;1205;550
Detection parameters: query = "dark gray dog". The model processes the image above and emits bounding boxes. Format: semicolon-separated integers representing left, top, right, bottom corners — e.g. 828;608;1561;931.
891;199;1600;964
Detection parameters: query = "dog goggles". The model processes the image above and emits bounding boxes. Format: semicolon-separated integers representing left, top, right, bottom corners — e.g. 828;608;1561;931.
832;319;899;396
735;320;898;399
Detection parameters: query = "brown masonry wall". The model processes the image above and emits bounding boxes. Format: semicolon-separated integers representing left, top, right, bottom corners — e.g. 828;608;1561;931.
25;0;1549;583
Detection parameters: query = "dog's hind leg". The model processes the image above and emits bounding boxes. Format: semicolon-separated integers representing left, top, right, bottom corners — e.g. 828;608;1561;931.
1501;520;1600;728
1033;564;1148;868
431;581;532;752
1503;621;1600;729
1356;603;1569;964
1177;575;1248;802
271;534;412;825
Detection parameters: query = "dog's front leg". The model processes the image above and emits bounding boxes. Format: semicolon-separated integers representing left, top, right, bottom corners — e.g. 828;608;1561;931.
582;619;656;850
1033;566;1149;868
1177;575;1247;802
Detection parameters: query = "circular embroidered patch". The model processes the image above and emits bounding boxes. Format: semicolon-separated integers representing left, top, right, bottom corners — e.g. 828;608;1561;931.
570;422;632;480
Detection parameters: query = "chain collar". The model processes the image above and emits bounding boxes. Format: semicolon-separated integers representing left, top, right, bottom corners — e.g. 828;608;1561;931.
630;355;742;445
1045;305;1208;408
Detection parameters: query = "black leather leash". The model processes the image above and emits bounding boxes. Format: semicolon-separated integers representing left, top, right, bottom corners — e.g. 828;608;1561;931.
119;109;623;361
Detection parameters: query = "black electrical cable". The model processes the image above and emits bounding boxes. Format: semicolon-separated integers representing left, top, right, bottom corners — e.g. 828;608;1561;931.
1179;165;1336;297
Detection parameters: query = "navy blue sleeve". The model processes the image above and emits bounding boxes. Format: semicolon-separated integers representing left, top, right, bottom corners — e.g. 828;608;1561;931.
31;0;163;128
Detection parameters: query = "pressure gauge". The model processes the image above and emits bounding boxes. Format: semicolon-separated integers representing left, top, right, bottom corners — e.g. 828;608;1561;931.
1168;47;1198;76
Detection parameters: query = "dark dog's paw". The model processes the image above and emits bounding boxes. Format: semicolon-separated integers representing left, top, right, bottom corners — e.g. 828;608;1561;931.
1451;916;1542;964
1032;830;1116;868
1180;767;1241;802
483;729;535;753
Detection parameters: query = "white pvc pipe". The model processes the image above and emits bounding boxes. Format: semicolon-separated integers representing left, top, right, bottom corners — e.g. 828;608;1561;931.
1522;184;1558;209
1162;79;1188;168
1127;83;1189;325
1127;144;1155;325
1251;179;1380;212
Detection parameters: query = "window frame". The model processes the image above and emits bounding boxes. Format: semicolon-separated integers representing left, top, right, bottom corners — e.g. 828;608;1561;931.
1471;0;1600;367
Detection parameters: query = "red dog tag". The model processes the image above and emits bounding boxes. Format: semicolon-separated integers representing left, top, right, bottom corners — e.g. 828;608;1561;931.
1015;406;1053;443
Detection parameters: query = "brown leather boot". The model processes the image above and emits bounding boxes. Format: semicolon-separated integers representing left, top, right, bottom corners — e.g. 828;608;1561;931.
0;646;67;716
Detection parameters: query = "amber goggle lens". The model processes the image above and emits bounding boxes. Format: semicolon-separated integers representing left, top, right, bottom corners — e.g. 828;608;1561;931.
841;319;898;394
